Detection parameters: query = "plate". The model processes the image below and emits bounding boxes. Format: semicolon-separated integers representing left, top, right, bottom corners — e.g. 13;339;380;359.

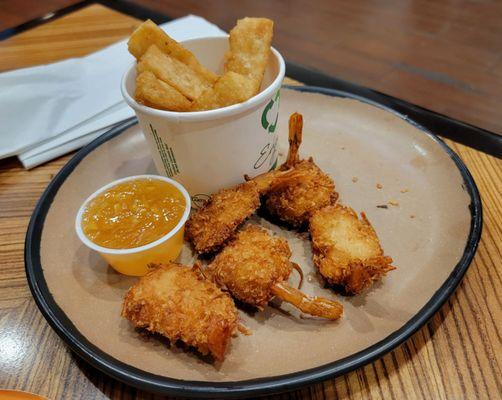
25;86;481;398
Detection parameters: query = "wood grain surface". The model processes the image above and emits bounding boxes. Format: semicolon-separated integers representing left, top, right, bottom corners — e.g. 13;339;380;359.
0;3;500;400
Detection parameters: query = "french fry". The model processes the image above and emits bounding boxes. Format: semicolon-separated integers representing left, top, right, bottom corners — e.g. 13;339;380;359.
128;20;218;84
224;17;274;94
135;71;192;111
138;45;211;101
191;72;255;111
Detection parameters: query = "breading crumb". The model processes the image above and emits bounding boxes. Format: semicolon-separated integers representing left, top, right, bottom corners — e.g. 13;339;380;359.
410;214;415;219
376;183;383;189
388;200;399;206
352;176;358;183
400;188;409;193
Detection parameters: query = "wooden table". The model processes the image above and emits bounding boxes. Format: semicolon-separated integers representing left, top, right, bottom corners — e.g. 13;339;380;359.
0;3;500;399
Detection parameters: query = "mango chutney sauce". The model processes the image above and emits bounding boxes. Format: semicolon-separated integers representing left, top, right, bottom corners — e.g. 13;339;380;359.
81;178;186;249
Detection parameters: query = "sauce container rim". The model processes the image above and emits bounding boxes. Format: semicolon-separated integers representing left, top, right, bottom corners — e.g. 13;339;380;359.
75;174;191;255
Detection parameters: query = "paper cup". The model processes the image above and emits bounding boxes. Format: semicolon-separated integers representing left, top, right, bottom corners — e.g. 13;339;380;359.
121;36;285;207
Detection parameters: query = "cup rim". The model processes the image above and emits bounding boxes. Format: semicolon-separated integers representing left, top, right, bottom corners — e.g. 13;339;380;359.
121;35;285;121
75;174;191;255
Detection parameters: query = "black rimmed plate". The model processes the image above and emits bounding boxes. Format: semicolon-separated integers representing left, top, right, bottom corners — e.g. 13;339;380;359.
25;86;482;398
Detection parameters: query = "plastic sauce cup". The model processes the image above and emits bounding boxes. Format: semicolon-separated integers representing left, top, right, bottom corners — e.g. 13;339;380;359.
75;175;191;276
121;36;285;206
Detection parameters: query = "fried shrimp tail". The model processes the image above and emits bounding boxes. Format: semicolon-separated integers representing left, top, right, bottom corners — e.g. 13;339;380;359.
309;204;395;295
271;281;343;320
207;225;343;319
121;263;238;361
244;168;295;194
284;112;303;168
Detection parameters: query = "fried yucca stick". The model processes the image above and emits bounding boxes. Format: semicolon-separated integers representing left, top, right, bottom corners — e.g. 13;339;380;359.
309;204;395;295
138;45;211;100
191;71;255;111
207;225;343;319
122;263;238;361
224;17;274;94
135;71;191;111
128;20;218;84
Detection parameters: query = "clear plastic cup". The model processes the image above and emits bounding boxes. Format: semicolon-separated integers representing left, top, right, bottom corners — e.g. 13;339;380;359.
75;175;191;276
121;36;285;206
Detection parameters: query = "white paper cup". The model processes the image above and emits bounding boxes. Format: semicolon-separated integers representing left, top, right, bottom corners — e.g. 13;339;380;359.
121;36;285;206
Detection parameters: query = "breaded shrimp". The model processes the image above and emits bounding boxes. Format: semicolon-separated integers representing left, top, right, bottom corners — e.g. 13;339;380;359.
122;263;238;361
261;113;338;228
186;169;294;254
207;225;343;319
186;181;260;254
309;204;395;295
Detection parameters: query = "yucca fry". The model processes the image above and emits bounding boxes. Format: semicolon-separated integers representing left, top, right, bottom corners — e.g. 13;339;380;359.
224;17;273;94
128;20;218;84
191;71;255;111
135;71;192;111
138;45;212;101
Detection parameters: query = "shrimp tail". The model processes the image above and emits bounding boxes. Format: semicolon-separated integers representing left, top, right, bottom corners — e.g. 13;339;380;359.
271;281;343;320
284;112;303;168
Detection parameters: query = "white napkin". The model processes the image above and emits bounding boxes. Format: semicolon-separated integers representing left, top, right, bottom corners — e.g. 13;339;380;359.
0;15;226;168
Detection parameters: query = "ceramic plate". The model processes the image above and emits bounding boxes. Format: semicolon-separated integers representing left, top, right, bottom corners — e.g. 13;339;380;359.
25;86;481;398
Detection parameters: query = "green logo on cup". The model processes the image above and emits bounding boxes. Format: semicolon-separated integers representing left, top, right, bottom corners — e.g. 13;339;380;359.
261;91;280;133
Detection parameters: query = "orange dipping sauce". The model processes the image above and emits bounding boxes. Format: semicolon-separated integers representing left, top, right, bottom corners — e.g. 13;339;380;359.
81;178;186;249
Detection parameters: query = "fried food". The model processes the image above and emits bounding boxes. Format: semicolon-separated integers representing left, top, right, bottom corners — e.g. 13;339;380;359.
137;45;211;100
207;225;290;307
186;181;260;254
135;71;191;111
129;18;274;111
186;168;294;254
128;20;218;84
309;204;395;295
207;225;343;319
224;17;274;94
261;113;338;228
191;71;255;111
122;263;238;361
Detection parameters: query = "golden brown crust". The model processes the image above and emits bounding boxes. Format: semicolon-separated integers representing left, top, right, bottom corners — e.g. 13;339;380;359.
207;225;292;308
224;17;274;94
185;182;261;254
121;263;238;361
265;159;338;228
309;204;395;295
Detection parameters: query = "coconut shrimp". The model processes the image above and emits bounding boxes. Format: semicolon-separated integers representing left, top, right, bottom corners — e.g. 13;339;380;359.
309;204;395;295
254;112;339;228
207;224;343;320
